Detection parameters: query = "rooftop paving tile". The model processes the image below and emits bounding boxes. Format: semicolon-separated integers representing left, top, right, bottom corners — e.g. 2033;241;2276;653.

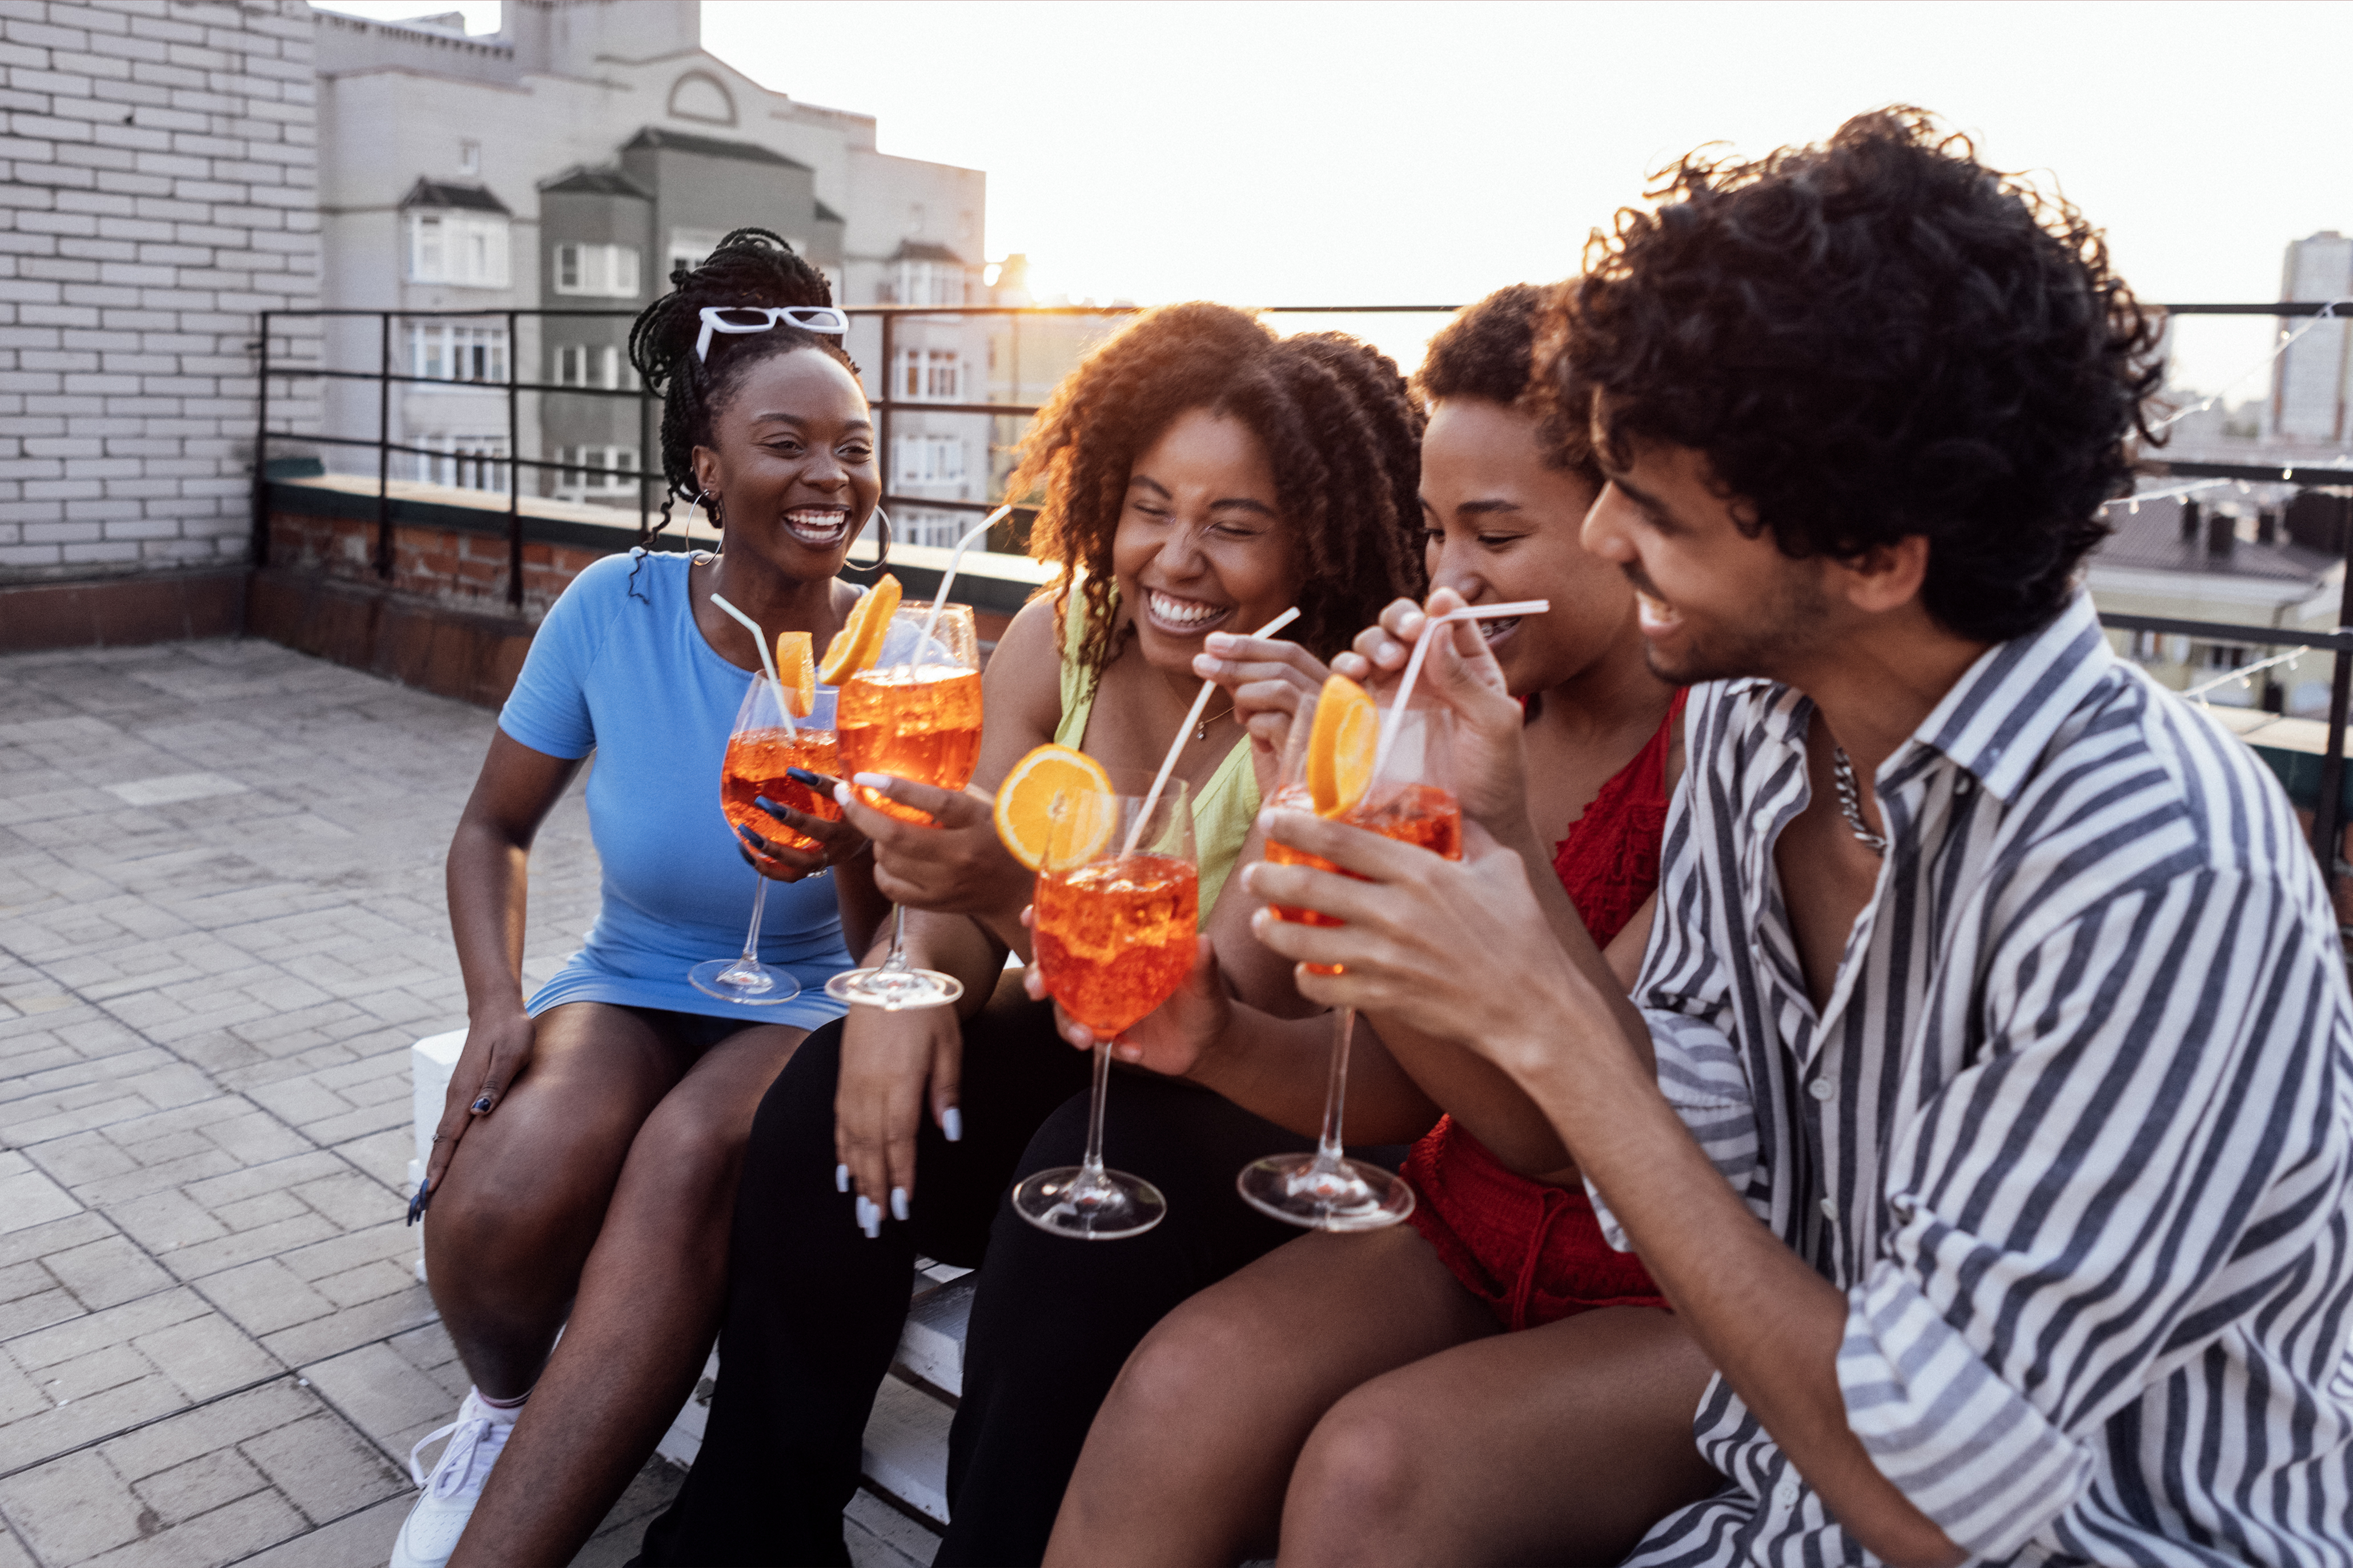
0;638;669;1564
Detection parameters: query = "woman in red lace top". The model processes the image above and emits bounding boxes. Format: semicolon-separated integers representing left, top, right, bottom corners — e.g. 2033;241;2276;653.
1044;288;1723;1567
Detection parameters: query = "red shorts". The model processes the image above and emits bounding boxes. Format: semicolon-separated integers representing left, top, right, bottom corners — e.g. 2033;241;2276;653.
1403;1115;1669;1332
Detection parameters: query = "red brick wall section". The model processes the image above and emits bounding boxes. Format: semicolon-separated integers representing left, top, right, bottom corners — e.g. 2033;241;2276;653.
267;513;605;620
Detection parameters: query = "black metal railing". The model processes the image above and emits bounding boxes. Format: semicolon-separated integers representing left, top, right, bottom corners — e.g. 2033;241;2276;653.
250;300;2353;888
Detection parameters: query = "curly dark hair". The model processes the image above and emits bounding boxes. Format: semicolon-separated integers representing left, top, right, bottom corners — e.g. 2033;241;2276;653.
1010;302;1427;687
1415;283;1601;490
626;227;858;542
1537;107;2163;644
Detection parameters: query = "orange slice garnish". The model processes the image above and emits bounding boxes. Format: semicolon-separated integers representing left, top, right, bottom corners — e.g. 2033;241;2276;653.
774;631;816;717
817;573;902;686
1306;674;1379;817
994;743;1115;871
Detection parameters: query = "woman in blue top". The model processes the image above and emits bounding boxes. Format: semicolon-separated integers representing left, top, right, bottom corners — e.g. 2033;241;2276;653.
390;231;886;1568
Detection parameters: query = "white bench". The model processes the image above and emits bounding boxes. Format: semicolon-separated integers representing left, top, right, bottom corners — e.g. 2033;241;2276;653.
408;1029;969;1525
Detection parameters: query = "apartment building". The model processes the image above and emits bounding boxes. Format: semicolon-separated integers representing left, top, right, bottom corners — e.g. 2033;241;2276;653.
312;0;990;525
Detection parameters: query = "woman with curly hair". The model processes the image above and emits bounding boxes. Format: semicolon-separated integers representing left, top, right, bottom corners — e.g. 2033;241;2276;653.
633;302;1430;1567
1044;285;1723;1568
395;229;884;1568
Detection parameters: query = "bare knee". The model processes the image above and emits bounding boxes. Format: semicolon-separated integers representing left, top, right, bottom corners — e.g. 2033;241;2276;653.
1284;1386;1423;1560
1097;1297;1266;1449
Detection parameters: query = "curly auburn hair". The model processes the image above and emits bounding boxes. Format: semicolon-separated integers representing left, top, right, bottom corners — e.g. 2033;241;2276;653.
1415;283;1601;490
1537;107;2163;644
626;228;858;541
1009;301;1426;684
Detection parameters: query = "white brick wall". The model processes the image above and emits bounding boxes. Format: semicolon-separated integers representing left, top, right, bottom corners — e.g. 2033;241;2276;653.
0;0;318;582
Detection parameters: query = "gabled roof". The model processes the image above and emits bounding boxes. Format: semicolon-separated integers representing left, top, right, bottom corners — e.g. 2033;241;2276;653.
401;179;511;214
813;200;844;224
890;240;964;264
539;165;654;199
622;126;810;170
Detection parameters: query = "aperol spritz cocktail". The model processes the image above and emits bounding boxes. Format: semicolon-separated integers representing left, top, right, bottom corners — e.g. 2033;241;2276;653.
1033;855;1199;1038
691;679;840;1006
722;720;840;859
826;601;985;1010
837;664;983;825
1015;779;1197;1240
1243;697;1457;1229
1263;780;1460;948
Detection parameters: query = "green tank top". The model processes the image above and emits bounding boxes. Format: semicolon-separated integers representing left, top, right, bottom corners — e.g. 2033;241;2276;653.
1052;596;1260;920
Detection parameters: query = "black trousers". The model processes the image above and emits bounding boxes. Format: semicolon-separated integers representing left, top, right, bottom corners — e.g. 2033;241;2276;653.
637;998;1396;1567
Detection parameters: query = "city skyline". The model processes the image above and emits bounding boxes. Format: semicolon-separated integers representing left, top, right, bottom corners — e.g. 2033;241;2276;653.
320;0;2348;397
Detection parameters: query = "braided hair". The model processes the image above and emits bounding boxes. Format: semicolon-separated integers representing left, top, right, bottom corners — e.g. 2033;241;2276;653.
1009;302;1427;686
1416;284;1603;489
626;227;860;544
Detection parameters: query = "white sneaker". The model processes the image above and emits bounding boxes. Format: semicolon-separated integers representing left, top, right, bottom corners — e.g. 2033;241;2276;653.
388;1389;517;1568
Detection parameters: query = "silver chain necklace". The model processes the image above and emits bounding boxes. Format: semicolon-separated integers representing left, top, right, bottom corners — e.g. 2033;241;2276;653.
1831;747;1888;856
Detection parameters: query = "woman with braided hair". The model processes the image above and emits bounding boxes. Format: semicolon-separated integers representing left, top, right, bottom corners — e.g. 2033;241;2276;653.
396;230;888;1568
635;303;1431;1566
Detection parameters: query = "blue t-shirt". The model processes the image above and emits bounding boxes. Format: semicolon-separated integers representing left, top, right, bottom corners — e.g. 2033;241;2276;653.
498;549;853;1029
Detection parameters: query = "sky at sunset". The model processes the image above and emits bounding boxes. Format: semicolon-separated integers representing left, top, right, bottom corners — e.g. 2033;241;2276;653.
318;1;2352;397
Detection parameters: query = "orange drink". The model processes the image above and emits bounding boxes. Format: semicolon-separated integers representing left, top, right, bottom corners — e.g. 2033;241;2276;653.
1265;781;1461;968
1034;854;1200;1037
837;665;983;822
721;726;840;855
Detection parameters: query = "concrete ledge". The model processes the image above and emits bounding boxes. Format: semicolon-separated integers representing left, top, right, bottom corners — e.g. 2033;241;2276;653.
0;567;248;652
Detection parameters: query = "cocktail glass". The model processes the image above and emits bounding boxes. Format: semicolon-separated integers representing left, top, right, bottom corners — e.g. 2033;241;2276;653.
1240;693;1459;1229
1013;779;1198;1240
690;680;842;1005
825;602;985;1010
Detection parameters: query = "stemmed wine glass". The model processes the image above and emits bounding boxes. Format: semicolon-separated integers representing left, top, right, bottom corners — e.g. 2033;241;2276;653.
1015;778;1198;1240
825;602;983;1010
690;678;842;1004
1240;690;1460;1228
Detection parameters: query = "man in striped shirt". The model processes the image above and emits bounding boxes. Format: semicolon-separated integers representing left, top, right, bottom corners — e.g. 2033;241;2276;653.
1249;109;2353;1566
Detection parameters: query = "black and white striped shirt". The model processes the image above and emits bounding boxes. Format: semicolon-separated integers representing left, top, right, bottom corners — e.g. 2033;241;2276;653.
1604;593;2353;1567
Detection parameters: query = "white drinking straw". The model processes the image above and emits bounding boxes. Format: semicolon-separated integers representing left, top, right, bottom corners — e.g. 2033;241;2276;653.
1125;606;1303;853
909;505;1015;670
708;592;795;734
1368;599;1551;781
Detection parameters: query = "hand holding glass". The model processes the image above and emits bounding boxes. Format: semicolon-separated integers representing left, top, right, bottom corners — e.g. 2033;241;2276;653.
826;602;984;1009
690;680;842;1005
1015;781;1198;1240
1243;692;1460;1229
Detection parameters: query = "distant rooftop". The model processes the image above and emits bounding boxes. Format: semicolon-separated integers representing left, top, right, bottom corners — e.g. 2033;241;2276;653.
623;126;810;170
400;179;511;214
891;240;965;265
540;166;654;199
2097;496;2335;584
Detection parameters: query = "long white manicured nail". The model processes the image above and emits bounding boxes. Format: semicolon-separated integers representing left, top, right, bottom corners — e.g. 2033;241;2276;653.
890;1187;909;1223
856;1195;880;1238
834;782;853;806
835;1163;849;1193
941;1107;962;1143
853;772;893;789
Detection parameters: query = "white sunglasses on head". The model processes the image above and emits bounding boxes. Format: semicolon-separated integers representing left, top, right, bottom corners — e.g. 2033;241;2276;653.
695;305;851;363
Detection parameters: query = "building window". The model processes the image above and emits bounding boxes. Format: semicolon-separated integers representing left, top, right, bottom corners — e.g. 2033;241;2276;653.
409;323;508;383
552;345;631;389
553;243;641;298
409;212;510;288
892;433;966;487
554;445;642;497
888;260;964;307
409;433;509;492
893;349;960;403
